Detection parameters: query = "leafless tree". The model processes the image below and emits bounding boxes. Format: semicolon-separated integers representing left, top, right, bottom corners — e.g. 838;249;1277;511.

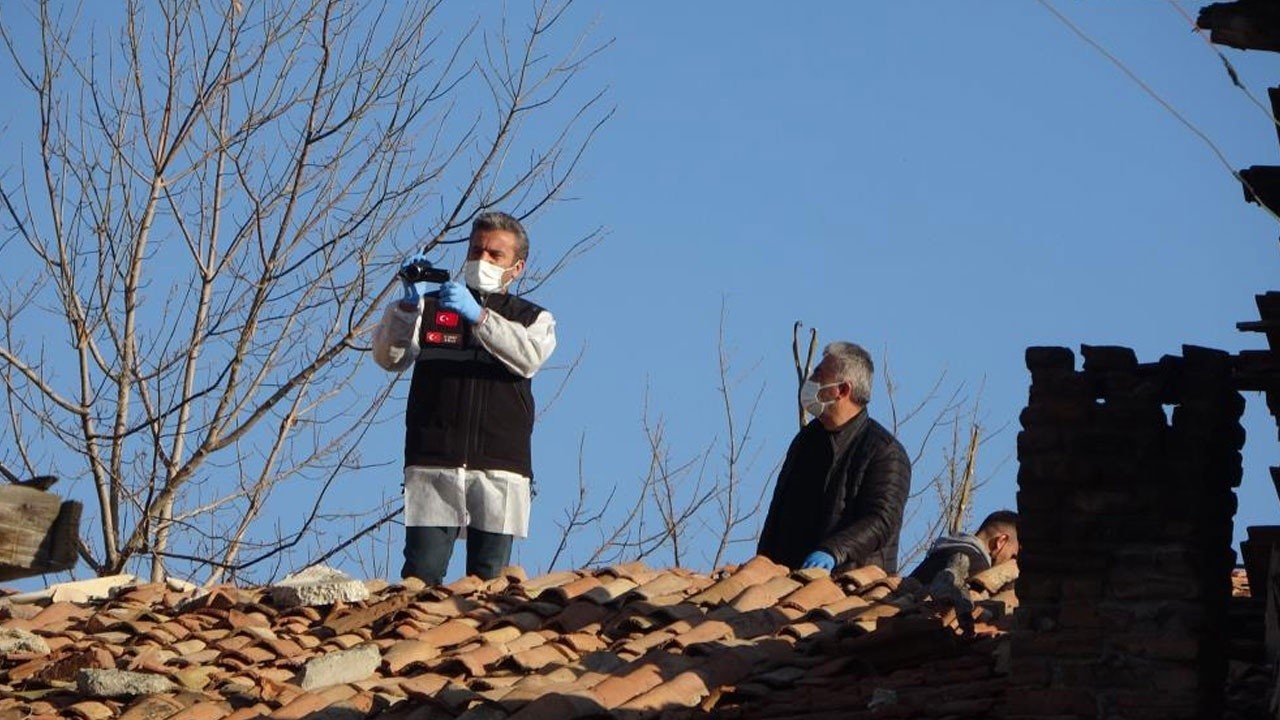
0;0;609;584
547;305;769;572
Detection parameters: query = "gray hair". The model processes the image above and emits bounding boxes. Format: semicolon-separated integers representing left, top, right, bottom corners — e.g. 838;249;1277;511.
472;211;529;261
822;341;874;405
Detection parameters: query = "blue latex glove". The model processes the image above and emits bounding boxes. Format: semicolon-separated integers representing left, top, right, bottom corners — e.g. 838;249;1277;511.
399;253;433;304
439;281;483;323
800;550;836;571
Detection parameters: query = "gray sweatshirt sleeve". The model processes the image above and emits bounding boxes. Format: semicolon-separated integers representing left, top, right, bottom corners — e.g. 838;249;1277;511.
370;301;423;372
472;308;557;379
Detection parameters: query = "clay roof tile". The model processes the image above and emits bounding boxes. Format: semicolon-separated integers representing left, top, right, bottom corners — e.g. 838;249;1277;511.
779;574;845;613
537;575;601;604
969;559;1020;595
382;638;441;675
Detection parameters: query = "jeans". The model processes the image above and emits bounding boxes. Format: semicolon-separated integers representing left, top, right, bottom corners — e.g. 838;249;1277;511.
401;525;513;585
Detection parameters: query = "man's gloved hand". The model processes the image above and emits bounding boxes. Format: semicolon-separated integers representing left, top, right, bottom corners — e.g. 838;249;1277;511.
399;253;433;305
800;550;836;571
439;281;483;323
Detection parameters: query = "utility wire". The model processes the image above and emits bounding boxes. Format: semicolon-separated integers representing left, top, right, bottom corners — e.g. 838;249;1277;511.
1037;0;1280;225
1163;0;1280;131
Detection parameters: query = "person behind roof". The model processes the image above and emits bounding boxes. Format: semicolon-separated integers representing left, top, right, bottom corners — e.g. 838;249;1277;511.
756;341;912;574
907;509;1020;585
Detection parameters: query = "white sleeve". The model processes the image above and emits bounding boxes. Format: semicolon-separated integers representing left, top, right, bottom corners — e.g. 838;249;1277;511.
472;308;557;379
370;301;423;372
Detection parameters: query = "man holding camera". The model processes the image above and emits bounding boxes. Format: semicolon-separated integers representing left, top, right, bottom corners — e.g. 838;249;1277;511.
757;341;911;574
372;211;556;585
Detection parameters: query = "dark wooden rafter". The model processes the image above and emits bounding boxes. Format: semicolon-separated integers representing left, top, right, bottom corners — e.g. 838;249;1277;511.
1198;1;1280;53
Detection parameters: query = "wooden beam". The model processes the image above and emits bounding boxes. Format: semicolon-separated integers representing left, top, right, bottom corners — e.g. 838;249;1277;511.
1198;1;1280;53
0;485;80;581
1240;166;1280;214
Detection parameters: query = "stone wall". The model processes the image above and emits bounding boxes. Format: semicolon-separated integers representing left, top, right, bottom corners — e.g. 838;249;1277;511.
1006;344;1243;719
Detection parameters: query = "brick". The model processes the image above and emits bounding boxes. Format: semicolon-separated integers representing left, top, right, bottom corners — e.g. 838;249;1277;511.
1010;631;1102;659
1026;346;1076;371
1000;687;1097;717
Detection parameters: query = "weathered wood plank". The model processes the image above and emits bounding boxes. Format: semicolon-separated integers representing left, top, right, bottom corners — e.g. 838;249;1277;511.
0;485;80;581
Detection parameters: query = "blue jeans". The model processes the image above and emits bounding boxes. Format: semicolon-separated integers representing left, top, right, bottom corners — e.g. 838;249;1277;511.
401;525;513;585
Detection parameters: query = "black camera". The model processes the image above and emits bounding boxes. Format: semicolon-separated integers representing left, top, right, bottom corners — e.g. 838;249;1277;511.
397;258;451;285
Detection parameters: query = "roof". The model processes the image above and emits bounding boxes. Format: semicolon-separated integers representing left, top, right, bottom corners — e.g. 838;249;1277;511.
0;555;1019;720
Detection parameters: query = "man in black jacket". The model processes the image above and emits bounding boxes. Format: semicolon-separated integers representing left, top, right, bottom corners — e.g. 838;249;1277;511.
757;341;910;573
372;212;556;585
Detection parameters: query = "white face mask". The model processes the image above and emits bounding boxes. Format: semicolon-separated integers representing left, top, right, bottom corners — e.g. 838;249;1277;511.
800;380;841;418
462;259;510;293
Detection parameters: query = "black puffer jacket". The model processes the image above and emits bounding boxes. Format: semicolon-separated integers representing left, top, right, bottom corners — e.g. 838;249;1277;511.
757;411;911;573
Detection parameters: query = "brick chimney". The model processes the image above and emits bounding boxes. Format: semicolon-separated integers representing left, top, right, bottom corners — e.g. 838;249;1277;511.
1006;344;1242;719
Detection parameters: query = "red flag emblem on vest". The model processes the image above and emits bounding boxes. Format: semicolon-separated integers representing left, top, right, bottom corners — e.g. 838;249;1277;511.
436;311;460;327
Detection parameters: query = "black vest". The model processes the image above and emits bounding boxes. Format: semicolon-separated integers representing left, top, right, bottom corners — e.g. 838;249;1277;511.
404;290;545;477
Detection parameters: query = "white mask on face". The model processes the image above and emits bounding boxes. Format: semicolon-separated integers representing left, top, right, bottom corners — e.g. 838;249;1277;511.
800;380;841;418
462;259;510;293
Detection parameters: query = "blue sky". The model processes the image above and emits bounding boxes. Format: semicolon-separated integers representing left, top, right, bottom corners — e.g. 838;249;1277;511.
3;1;1280;587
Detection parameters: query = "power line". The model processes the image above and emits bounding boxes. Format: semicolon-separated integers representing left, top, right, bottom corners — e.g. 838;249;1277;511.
1037;0;1280;225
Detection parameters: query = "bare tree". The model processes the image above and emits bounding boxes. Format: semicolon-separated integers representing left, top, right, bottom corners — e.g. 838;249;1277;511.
0;0;609;584
547;305;769;572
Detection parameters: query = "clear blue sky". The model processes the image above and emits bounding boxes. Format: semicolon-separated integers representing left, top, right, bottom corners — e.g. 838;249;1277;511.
5;1;1280;586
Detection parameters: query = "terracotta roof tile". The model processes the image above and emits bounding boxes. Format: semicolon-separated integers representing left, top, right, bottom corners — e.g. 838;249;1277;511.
66;700;118;720
117;695;195;720
669;619;733;649
713;607;792;639
627;572;698;601
580;577;638;604
438;640;506;677
29;601;92;630
546;600;609;633
536;575;601;604
619;669;711;712
0;557;1027;719
779;574;846;613
687;556;788;607
221;703;271;720
558;630;607;654
382;638;441;674
515;571;580;598
589;658;670;709
728;574;803;613
506;640;578;672
836;564;889;588
395;671;451;699
269;683;357;720
969;559;1019;595
504;630;548;654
